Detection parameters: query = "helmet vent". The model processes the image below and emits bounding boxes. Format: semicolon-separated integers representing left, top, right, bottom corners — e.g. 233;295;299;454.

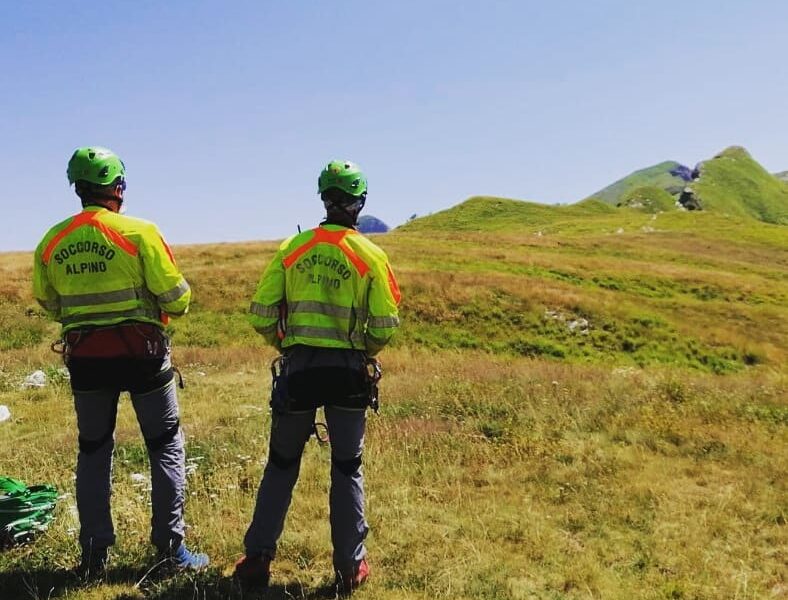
98;166;109;178
88;152;96;160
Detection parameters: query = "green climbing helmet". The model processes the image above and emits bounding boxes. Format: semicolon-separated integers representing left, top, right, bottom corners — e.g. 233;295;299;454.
318;160;367;197
67;147;126;186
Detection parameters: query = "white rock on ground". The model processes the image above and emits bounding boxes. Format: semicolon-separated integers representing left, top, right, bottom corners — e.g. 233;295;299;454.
22;370;47;389
568;318;589;332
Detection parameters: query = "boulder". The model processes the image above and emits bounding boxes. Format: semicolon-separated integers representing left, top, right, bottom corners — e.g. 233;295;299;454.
678;187;702;210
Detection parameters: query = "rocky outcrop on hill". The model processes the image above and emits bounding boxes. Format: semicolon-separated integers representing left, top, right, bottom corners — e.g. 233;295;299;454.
677;187;702;211
669;164;695;182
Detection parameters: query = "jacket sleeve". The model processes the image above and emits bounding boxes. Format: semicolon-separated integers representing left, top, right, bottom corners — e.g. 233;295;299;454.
249;247;287;349
32;243;60;320
139;225;191;317
365;251;401;356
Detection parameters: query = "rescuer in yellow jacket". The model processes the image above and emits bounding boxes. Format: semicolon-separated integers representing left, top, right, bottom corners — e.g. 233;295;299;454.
235;160;400;593
32;147;208;575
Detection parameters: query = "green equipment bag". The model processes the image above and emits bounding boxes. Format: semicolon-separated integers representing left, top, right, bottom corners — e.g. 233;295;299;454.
0;476;58;546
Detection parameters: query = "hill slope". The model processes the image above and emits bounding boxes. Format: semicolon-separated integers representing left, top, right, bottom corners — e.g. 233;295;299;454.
617;186;677;213
691;146;788;224
585;146;788;224
395;198;787;371
586;160;690;205
396;196;615;233
0;212;786;599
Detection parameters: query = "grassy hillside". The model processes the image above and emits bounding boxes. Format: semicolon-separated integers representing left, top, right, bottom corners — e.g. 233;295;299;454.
583;147;788;225
0;210;786;599
691;147;788;224
397;199;787;372
397;196;616;233
585;161;688;205
617;186;676;213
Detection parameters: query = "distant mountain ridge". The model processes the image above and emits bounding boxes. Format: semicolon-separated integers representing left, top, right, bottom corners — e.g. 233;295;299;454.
587;161;691;206
357;214;389;233
398;146;787;233
586;146;787;225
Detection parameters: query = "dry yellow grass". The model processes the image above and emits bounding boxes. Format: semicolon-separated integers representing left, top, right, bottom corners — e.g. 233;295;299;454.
1;216;786;598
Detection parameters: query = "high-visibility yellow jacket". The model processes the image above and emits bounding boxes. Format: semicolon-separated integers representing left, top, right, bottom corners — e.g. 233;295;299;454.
33;206;190;332
250;224;401;355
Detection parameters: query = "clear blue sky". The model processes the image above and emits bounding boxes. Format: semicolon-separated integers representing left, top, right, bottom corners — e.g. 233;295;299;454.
1;1;786;251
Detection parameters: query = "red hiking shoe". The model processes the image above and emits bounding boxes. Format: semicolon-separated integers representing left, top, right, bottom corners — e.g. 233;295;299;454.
335;557;369;595
233;554;271;589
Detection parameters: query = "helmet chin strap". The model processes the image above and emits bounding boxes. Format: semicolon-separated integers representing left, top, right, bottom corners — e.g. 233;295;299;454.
324;200;363;227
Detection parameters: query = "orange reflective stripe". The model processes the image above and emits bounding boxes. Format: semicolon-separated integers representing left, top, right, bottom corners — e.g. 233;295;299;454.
92;220;138;257
386;264;401;305
42;212;95;265
282;227;370;277
42;211;138;265
160;235;176;264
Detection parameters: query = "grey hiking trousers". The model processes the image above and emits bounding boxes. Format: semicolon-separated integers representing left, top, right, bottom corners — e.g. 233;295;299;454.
244;406;368;572
71;355;185;553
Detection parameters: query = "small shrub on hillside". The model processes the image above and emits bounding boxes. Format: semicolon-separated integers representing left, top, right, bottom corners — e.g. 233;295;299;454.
505;337;566;358
0;304;52;351
658;379;689;404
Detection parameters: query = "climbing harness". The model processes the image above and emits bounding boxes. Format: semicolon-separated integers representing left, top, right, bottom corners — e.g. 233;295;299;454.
365;357;382;414
269;354;382;442
313;421;330;444
51;324;185;388
51;323;170;362
269;355;290;415
270;355;330;445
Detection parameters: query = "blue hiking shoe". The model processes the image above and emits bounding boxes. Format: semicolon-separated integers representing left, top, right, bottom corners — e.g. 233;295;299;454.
158;543;210;571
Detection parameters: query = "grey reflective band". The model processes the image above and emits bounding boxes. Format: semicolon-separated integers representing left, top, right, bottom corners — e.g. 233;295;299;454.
288;300;354;319
250;302;280;318
59;287;141;308
368;316;400;328
157;279;190;304
37;298;60;311
254;323;278;334
366;333;389;346
60;307;159;325
287;325;364;344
